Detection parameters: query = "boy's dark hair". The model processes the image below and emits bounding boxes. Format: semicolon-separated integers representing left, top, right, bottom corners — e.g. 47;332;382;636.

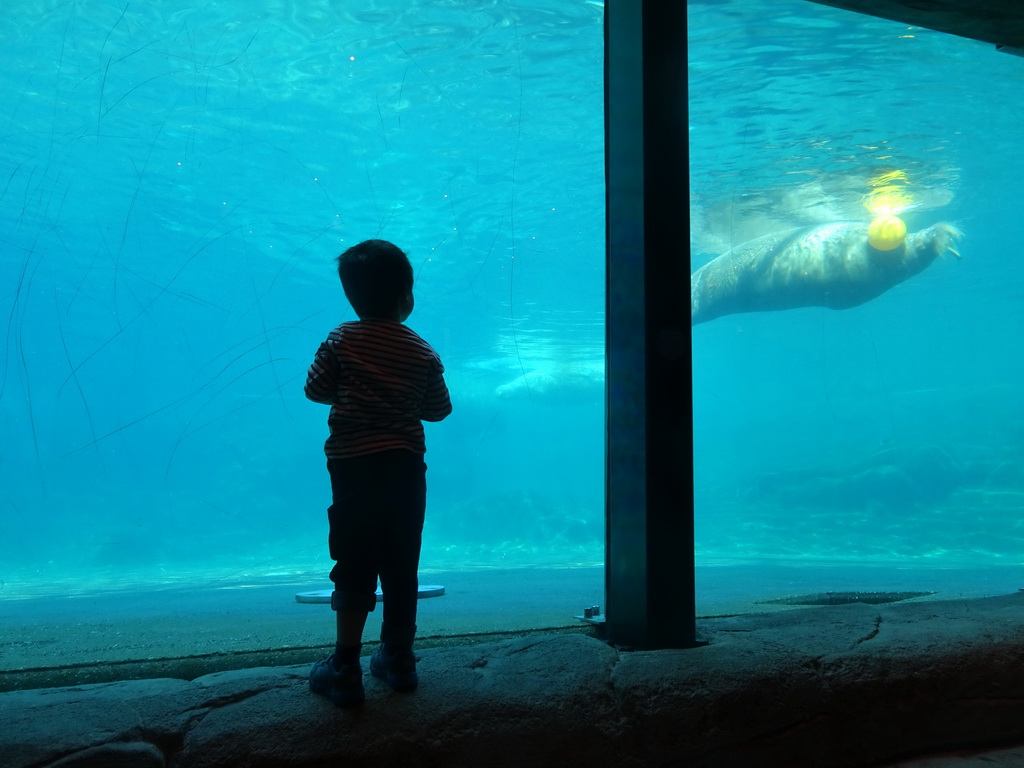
336;239;414;319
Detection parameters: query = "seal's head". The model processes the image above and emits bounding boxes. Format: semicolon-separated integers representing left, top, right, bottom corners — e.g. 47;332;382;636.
867;215;907;251
907;222;962;262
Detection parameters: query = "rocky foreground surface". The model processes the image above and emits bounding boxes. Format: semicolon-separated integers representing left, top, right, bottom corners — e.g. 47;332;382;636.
4;593;1024;767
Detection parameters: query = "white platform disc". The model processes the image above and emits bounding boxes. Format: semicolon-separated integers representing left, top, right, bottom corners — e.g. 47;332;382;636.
295;585;445;604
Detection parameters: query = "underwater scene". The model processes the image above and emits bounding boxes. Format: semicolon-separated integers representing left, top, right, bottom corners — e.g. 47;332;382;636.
1;0;605;599
2;0;1023;679
690;4;1024;588
1;0;608;679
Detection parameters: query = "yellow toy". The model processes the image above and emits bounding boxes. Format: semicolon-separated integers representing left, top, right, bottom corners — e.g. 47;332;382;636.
867;215;907;251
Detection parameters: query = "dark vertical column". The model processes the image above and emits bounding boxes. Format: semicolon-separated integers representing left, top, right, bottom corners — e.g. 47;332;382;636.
605;0;697;649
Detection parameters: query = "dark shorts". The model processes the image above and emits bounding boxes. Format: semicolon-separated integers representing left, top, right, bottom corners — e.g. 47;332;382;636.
326;450;426;623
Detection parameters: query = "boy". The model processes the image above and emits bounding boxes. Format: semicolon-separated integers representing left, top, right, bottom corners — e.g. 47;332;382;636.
305;239;452;707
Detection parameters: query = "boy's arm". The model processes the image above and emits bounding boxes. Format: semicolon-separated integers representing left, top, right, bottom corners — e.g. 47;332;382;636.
305;341;340;405
421;362;452;422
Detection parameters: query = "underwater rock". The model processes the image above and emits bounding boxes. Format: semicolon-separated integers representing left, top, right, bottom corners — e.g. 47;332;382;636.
751;442;963;512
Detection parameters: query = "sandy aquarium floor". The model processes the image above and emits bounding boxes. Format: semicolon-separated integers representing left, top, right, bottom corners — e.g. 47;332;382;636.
1;560;1021;688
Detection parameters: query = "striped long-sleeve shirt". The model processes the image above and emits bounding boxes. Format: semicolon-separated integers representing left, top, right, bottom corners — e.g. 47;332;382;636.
305;319;452;458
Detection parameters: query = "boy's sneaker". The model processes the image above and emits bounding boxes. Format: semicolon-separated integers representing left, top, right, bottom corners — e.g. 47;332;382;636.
309;655;365;707
370;646;418;691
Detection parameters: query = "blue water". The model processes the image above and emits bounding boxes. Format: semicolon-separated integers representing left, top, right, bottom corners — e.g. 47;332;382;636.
2;0;1023;613
690;2;1024;567
1;0;605;596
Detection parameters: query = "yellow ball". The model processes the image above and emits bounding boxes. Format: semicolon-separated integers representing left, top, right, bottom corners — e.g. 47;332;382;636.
868;215;907;251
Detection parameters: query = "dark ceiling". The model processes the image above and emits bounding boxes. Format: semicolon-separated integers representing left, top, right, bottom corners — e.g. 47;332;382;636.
807;0;1024;54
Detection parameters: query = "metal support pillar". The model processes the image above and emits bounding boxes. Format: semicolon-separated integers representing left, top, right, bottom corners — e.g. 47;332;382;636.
604;0;698;649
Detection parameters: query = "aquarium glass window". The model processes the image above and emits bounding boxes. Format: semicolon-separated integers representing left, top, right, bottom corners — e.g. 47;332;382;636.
690;1;1024;613
1;0;605;677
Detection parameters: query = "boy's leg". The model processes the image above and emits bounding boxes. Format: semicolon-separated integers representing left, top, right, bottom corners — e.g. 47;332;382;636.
372;452;426;691
338;605;369;647
378;452;426;648
333;597;369;665
326;454;382;639
309;604;367;707
310;457;380;707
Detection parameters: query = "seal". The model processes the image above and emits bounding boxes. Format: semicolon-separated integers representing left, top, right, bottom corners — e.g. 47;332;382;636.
690;221;962;326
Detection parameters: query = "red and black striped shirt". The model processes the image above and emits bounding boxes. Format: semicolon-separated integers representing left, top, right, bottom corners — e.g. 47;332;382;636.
305;319;452;458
